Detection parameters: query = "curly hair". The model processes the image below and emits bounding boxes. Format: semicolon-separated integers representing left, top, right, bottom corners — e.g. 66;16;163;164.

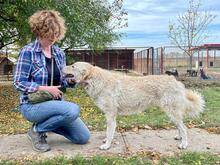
29;10;66;40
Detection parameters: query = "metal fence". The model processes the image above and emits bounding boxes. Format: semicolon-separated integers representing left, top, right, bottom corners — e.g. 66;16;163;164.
155;46;220;75
3;46;219;81
133;47;154;75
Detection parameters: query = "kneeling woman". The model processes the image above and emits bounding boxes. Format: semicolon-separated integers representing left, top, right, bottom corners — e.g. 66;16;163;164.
13;10;90;152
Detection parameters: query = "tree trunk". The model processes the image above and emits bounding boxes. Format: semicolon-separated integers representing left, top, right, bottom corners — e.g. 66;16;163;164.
189;55;193;71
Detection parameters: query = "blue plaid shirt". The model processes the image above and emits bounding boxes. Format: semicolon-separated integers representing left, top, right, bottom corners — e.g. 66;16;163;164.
13;40;69;104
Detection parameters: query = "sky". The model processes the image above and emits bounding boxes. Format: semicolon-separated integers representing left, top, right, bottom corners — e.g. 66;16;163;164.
114;0;220;47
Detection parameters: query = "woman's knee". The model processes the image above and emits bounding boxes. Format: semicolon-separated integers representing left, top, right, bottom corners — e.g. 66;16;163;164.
73;131;90;144
63;102;80;121
80;134;90;144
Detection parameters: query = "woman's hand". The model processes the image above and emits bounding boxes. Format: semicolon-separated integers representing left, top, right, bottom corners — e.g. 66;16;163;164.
38;86;62;99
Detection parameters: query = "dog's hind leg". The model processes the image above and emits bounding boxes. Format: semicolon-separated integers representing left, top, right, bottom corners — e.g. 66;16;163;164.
176;121;188;149
174;126;182;140
165;106;188;149
168;114;188;149
99;114;117;150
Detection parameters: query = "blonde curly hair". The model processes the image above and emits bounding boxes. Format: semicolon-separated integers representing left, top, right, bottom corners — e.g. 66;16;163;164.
29;10;66;40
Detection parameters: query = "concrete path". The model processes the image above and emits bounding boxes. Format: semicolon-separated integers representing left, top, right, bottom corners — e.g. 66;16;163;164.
0;128;219;160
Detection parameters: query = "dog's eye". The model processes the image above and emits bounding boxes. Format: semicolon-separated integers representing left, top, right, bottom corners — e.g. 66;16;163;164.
72;65;74;68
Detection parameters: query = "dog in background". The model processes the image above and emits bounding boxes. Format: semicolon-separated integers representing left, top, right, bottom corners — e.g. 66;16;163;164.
63;62;204;150
165;68;178;77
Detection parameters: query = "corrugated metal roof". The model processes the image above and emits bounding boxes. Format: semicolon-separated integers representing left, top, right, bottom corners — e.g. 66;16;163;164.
192;44;220;50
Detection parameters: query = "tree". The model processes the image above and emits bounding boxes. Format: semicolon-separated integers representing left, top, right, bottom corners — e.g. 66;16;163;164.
168;0;216;70
0;0;127;50
0;0;48;49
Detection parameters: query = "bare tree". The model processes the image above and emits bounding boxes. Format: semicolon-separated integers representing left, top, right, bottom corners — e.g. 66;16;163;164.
168;0;216;70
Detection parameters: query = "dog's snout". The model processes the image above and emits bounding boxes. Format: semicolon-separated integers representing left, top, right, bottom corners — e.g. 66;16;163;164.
62;69;73;78
64;74;74;78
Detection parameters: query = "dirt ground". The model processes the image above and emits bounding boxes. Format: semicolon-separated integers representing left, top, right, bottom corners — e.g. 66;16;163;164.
0;128;220;160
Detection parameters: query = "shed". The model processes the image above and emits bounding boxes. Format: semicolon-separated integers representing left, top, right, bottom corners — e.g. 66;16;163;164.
66;48;135;70
0;56;17;75
191;44;220;68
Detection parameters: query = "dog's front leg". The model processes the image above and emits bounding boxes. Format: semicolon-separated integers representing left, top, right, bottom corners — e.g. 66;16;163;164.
99;114;116;150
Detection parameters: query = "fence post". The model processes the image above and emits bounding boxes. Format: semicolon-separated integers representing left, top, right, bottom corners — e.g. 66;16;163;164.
151;47;154;75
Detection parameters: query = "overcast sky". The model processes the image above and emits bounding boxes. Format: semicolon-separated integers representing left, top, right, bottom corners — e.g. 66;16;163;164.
114;0;220;47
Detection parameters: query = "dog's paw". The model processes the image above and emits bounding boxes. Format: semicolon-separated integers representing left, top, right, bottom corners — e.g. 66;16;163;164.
178;142;188;149
99;144;110;150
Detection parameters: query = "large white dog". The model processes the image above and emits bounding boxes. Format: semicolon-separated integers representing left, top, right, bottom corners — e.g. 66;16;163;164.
63;62;205;150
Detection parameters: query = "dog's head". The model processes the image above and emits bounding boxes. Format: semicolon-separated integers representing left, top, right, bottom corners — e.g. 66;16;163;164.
62;62;94;84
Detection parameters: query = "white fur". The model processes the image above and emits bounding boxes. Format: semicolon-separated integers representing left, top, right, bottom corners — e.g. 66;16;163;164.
63;62;205;150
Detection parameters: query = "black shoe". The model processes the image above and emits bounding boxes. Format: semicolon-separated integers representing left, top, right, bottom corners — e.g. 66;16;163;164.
27;127;51;152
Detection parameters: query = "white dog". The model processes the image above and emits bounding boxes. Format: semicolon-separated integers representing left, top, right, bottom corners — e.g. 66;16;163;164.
63;62;205;150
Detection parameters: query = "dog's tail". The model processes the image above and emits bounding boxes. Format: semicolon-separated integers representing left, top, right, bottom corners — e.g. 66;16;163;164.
185;90;205;117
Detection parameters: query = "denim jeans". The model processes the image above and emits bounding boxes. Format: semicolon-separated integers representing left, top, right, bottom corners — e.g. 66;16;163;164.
20;100;90;144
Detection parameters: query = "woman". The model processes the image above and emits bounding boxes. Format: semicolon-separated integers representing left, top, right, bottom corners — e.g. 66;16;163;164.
13;10;90;152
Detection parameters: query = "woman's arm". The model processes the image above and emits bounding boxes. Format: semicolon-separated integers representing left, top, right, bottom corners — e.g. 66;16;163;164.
13;49;39;93
59;49;76;88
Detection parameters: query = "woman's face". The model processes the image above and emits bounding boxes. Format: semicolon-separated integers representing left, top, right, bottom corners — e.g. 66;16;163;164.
39;32;59;48
39;29;59;47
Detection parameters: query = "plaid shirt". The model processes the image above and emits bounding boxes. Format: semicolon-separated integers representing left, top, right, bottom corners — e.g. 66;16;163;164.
13;40;69;104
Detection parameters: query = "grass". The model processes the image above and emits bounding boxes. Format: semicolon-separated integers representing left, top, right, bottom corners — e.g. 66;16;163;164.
0;86;220;134
160;152;220;165
190;87;220;133
1;85;220;164
65;87;220;133
201;87;220;124
0;152;220;165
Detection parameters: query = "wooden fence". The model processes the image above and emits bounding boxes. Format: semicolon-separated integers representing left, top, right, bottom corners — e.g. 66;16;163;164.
0;75;13;81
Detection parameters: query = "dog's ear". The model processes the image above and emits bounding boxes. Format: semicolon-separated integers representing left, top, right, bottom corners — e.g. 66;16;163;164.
82;65;93;81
